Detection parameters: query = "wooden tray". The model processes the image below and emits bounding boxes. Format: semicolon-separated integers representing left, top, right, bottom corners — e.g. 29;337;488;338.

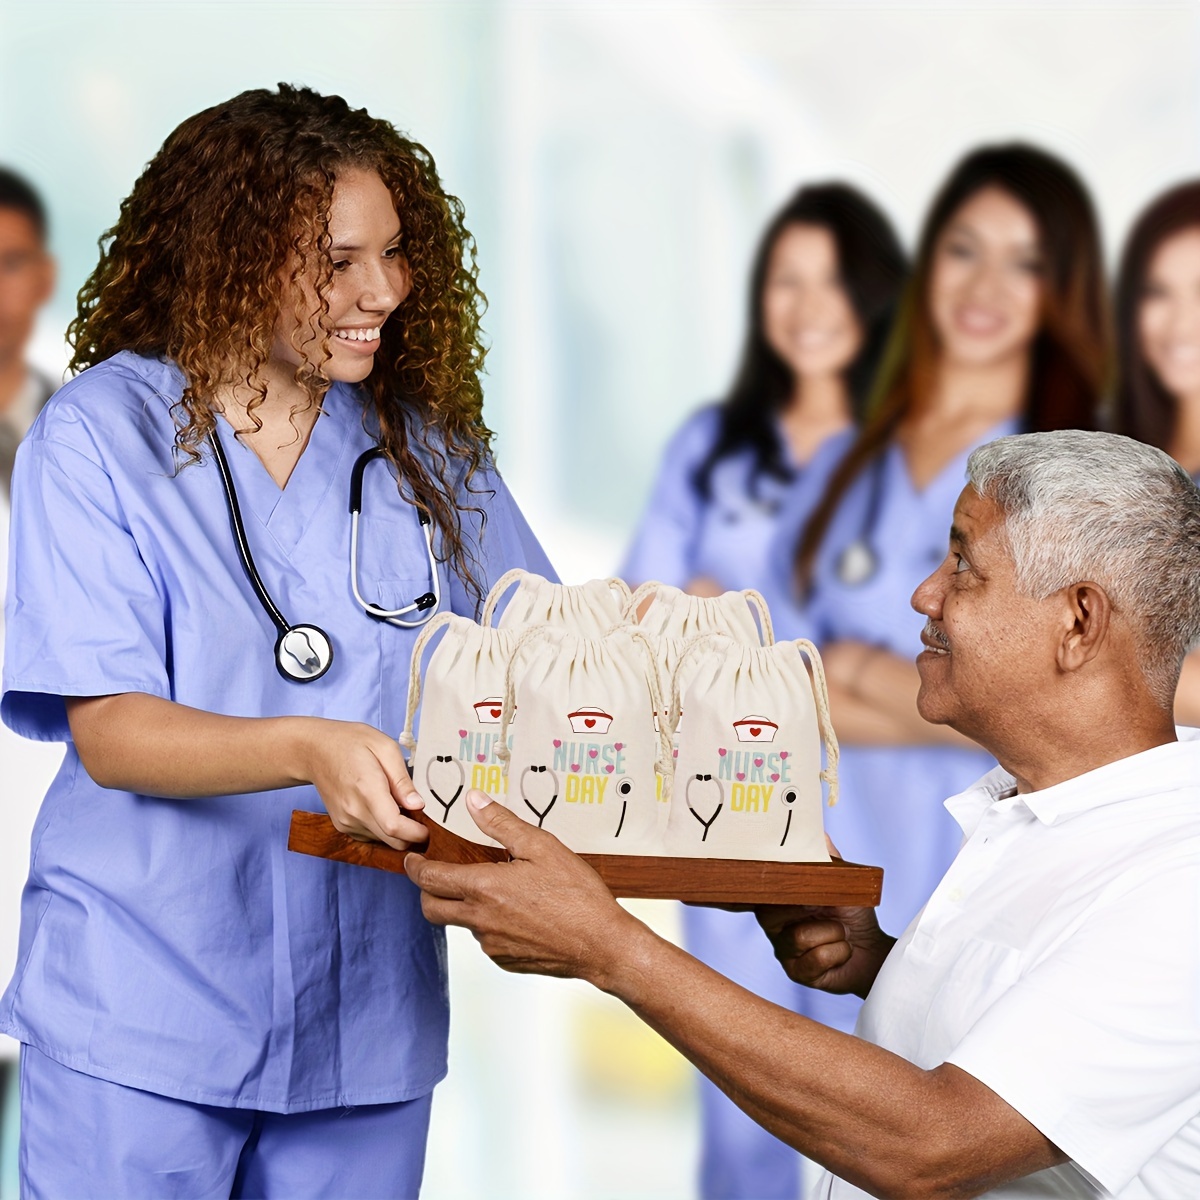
288;810;883;905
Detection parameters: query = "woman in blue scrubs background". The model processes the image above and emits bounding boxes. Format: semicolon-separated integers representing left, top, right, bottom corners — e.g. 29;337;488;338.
1;85;552;1199
771;143;1109;1039
1113;181;1200;727
623;183;906;1200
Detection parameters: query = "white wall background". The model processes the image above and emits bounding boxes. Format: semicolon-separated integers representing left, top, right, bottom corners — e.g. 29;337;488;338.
2;2;1198;1196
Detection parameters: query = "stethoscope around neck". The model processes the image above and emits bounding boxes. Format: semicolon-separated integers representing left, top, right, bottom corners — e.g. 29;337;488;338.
209;433;441;683
833;452;886;587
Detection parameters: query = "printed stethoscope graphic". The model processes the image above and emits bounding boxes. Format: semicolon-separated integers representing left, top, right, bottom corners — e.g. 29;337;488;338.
833;452;886;587
210;434;441;683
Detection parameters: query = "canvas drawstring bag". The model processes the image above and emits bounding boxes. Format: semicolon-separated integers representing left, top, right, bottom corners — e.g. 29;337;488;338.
399;612;535;847
663;634;838;862
495;624;674;854
625;581;774;646
482;569;632;636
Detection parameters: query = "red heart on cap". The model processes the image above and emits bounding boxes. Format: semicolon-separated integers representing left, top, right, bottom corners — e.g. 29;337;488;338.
749;727;761;738
490;708;501;719
584;718;596;729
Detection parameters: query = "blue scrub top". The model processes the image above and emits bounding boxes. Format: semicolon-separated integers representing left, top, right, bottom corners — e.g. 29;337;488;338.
770;424;1016;945
622;406;846;594
0;351;554;1113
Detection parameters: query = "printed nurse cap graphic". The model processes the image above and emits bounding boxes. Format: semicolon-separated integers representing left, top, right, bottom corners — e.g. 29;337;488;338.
473;696;511;725
732;715;779;743
567;706;614;735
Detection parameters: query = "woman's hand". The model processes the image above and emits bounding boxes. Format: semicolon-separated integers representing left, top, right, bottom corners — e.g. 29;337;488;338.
298;719;428;852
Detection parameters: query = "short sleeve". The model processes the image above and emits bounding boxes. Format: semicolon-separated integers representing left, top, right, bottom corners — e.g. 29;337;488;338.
620;408;718;588
2;438;170;741
947;852;1200;1194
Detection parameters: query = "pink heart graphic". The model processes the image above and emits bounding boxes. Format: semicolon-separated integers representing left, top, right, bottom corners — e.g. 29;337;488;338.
718;747;727;757
779;751;790;760
476;754;486;763
736;772;746;781
605;764;615;773
613;742;624;751
458;729;467;739
571;763;581;772
771;773;780;783
753;756;764;768
588;748;598;758
553;739;562;748
673;749;678;758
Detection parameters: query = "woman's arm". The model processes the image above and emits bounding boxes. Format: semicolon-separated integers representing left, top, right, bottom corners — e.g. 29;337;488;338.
822;641;976;747
66;693;427;851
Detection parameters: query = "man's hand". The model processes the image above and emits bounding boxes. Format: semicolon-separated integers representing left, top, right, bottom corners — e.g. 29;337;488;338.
406;791;637;983
756;902;895;999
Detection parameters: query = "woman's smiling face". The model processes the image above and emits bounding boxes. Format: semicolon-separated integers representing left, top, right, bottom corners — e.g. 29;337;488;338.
1138;225;1200;403
927;185;1044;371
270;167;411;385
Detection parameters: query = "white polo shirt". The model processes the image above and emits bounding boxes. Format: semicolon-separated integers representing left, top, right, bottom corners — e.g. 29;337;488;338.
815;733;1200;1199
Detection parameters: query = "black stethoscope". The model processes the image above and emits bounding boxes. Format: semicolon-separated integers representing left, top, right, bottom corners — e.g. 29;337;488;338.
209;433;441;683
833;452;886;587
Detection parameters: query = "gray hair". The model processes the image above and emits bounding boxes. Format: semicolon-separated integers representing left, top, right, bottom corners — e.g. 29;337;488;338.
967;430;1200;707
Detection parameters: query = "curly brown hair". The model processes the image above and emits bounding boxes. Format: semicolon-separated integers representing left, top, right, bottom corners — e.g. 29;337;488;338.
69;83;494;600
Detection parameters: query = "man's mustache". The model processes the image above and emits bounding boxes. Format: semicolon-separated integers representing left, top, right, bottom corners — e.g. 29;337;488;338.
923;619;950;649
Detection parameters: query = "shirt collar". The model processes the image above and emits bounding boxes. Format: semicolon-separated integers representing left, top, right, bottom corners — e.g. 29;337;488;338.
945;728;1200;834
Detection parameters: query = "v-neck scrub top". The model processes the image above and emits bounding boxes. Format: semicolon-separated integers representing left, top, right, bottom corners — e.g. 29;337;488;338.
0;351;554;1113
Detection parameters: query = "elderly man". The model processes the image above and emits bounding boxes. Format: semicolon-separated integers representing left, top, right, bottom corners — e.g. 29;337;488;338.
408;430;1200;1199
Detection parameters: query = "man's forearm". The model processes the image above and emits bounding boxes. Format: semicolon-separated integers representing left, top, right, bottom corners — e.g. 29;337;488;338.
589;915;1064;1200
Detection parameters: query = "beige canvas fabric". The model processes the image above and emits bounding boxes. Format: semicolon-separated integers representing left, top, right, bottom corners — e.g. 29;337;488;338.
664;635;838;862
482;569;632;636
626;581;774;646
497;625;673;855
399;612;525;847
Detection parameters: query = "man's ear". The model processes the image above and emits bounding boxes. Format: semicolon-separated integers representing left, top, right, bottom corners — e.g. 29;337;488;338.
1057;581;1112;673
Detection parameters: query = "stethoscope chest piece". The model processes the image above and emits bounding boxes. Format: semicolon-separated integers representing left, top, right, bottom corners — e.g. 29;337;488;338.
275;624;335;683
835;540;879;587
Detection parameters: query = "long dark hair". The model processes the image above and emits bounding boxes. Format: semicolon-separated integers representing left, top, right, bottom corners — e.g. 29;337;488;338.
1114;180;1200;451
795;143;1109;594
69;84;492;600
693;183;906;501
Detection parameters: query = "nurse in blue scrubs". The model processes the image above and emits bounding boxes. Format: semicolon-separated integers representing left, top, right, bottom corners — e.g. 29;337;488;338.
0;85;552;1199
772;144;1109;1037
624;183;906;1200
1112;180;1200;726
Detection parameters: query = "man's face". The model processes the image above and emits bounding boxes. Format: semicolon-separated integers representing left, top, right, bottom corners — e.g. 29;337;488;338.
0;207;53;365
910;486;1059;742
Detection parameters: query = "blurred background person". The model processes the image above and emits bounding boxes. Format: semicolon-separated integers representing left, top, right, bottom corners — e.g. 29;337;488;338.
1114;180;1200;726
623;183;906;1200
0;165;58;1198
769;143;1109;1039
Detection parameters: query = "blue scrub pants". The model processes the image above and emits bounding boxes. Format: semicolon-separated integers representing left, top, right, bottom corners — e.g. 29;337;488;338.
19;1045;432;1200
684;907;861;1200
